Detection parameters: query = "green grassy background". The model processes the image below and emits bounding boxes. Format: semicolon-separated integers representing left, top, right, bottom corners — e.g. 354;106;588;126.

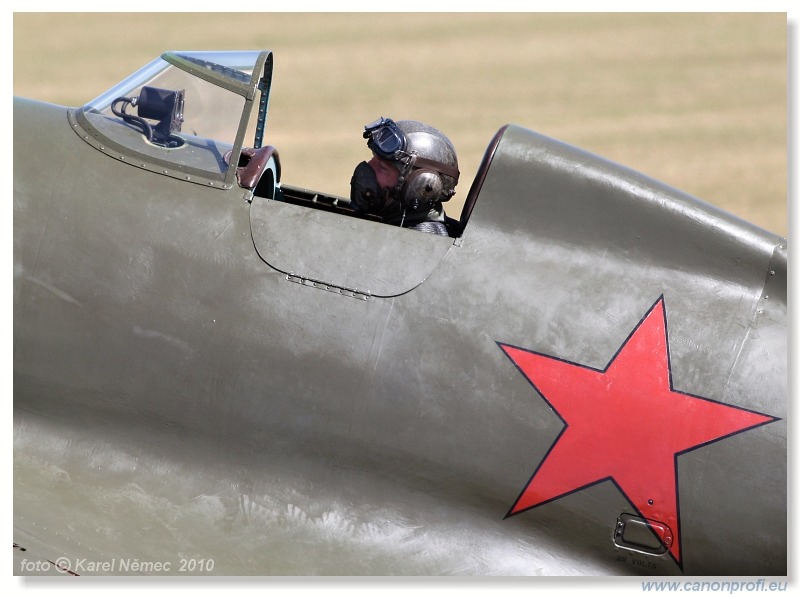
13;12;787;236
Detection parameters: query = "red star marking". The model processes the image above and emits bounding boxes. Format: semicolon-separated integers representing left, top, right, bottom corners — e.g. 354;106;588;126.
498;297;777;567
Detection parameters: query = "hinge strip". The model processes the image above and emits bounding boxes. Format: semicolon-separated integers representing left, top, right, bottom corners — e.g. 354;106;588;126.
286;274;371;301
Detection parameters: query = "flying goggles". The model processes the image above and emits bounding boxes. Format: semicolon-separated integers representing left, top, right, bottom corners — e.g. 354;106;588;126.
363;117;407;161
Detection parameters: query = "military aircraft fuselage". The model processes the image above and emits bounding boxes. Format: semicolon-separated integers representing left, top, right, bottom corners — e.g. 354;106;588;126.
13;86;786;576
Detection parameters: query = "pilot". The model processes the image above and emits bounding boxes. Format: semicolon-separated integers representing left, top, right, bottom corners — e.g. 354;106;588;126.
349;117;460;236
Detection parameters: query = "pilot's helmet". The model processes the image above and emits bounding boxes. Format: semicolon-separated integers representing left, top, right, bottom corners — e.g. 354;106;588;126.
364;117;460;211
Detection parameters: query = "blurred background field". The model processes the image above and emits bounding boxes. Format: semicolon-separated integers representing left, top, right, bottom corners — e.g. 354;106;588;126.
13;12;787;236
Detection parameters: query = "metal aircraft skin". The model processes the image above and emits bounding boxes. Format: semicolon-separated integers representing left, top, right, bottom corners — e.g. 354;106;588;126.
13;51;786;576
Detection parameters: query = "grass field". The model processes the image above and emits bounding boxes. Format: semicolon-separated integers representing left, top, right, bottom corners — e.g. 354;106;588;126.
13;12;787;236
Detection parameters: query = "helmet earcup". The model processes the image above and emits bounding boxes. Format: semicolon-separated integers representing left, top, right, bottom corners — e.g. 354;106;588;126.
402;169;443;211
